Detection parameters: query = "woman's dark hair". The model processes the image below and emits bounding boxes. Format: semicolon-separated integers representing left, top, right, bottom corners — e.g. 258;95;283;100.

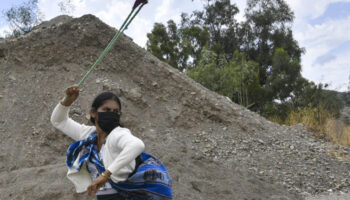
90;91;121;124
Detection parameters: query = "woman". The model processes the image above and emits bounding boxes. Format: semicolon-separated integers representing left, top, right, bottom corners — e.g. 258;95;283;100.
51;86;147;199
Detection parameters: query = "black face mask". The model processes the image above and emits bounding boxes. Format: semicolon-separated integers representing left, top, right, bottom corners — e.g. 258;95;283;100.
97;112;120;134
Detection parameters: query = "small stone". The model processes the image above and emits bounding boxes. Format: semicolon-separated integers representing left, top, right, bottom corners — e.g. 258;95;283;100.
190;181;202;192
9;75;16;81
129;87;142;100
214;156;218;161
0;95;3;99
152;82;158;87
290;145;295;150
96;79;101;83
258;139;265;144
223;127;227;131
103;82;112;90
191;92;196;95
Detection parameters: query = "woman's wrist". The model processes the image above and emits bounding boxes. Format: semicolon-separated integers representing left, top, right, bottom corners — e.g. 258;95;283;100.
60;99;73;107
101;170;112;179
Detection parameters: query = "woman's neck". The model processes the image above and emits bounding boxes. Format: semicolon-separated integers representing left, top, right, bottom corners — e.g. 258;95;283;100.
96;129;108;152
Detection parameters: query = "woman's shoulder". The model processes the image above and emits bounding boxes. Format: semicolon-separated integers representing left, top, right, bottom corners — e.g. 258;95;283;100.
107;127;140;147
111;126;132;135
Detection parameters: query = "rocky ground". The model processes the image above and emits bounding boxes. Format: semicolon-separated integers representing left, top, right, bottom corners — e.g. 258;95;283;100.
306;192;350;200
0;15;350;200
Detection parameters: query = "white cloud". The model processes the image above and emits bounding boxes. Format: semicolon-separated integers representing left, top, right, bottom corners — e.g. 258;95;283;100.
288;1;350;91
231;0;247;22
155;0;174;22
0;25;11;38
286;0;350;20
94;1;131;28
311;51;350;91
128;17;153;47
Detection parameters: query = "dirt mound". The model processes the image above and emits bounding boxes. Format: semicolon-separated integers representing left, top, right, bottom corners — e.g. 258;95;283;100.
1;14;350;200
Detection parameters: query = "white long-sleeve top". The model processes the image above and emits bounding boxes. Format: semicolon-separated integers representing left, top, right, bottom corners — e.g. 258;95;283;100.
50;103;145;193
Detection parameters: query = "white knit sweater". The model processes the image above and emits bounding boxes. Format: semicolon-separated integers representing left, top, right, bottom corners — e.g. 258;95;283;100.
50;103;145;193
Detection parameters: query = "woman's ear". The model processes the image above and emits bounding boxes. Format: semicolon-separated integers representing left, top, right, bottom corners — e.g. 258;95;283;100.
90;109;97;124
90;109;96;118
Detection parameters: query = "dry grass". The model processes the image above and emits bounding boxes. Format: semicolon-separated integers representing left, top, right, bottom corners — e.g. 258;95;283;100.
326;121;350;146
271;106;350;147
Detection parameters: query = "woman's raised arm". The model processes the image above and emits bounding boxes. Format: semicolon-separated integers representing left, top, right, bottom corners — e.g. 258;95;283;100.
51;86;94;141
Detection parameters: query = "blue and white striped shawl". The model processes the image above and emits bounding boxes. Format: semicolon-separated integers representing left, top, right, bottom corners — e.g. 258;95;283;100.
66;133;173;200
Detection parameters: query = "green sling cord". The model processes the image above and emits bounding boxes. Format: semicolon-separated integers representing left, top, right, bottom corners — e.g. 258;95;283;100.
77;2;147;88
62;1;147;101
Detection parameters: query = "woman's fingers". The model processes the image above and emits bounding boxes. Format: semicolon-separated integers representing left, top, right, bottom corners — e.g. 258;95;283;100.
87;184;93;196
86;176;109;196
66;86;79;95
93;184;100;194
87;184;99;196
61;85;79;106
65;86;79;100
87;181;103;196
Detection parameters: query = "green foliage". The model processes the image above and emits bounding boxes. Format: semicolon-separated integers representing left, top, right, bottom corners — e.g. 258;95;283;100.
266;48;301;102
186;0;240;57
348;72;350;92
188;47;262;108
147;0;344;124
228;51;263;107
179;23;210;69
316;86;344;118
187;46;222;91
146;20;209;70
146;22;179;67
244;0;304;85
4;0;42;37
265;82;344;122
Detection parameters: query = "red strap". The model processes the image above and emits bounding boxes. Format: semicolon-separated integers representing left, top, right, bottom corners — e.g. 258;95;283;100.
133;0;148;10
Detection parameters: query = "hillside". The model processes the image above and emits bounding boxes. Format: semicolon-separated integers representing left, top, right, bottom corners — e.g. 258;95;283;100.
1;15;350;200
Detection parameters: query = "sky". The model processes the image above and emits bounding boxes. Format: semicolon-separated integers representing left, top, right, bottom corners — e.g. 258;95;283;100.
0;0;349;92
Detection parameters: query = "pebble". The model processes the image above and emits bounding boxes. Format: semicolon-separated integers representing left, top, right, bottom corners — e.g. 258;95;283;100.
258;139;265;144
9;75;16;81
152;81;158;87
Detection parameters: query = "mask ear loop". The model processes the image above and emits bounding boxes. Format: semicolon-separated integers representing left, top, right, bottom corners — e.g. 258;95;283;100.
90;108;97;124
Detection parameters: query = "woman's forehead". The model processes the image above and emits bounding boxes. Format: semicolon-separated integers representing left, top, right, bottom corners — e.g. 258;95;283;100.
101;100;119;109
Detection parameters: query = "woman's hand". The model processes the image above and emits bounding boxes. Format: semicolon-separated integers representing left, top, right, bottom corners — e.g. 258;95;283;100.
61;85;79;107
87;170;112;196
87;176;108;196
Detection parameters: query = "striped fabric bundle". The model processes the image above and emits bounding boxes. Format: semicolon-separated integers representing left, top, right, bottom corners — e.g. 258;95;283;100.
66;133;173;199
